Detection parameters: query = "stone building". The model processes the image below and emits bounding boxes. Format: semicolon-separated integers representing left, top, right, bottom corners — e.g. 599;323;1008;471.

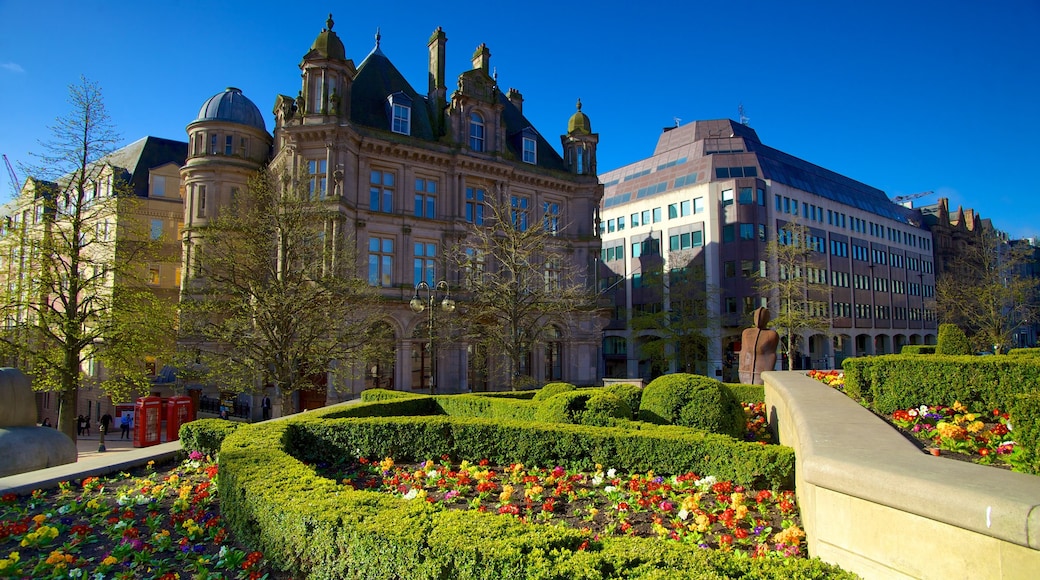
181;15;603;409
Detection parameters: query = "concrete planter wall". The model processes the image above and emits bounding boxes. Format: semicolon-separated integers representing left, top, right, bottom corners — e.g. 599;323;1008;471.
763;371;1040;580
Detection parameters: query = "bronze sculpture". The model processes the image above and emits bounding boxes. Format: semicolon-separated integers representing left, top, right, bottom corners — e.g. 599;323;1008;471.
739;307;779;385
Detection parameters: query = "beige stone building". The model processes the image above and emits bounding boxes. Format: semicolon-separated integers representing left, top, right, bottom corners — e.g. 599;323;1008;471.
180;16;603;411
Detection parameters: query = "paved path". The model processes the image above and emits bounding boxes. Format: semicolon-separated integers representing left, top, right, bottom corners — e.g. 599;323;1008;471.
0;431;183;495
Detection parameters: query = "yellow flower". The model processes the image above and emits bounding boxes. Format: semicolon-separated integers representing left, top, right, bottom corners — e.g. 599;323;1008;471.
379;457;395;472
102;556;118;566
524;484;543;499
730;492;745;506
773;525;805;546
692;513;710;532
735;504;749;519
952;401;967;413
499;484;515;504
937;422;967;440
966;420;985;434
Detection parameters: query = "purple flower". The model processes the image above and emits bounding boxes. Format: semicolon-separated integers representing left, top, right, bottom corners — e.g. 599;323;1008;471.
194;544;207;553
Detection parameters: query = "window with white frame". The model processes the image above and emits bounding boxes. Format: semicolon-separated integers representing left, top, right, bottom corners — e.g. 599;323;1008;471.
469;112;485;152
388;92;412;135
522;136;537;163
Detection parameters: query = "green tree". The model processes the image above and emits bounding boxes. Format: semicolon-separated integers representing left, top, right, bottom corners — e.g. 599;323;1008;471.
630;253;713;375
935;229;1039;353
754;220;831;369
177;167;388;414
0;77;177;441
450;191;596;390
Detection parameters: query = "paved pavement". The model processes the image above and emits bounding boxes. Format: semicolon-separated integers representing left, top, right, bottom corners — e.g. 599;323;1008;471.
0;430;183;495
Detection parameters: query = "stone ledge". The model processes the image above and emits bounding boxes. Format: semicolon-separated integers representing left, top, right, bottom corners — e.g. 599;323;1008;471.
763;370;1040;551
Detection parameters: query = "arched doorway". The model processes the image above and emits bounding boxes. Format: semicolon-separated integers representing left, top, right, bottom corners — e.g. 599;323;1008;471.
545;326;563;382
365;322;396;390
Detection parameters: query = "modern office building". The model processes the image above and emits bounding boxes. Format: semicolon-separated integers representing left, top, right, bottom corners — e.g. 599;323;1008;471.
181;15;603;410
597;119;937;382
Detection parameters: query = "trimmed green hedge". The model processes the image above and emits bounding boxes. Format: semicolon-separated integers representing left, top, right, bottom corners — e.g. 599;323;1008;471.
179;418;243;456
432;393;541;422
639;374;746;439
723;383;765;404
603;383;643;419
1008;348;1040;357
533;382;577;401
842;354;1040;475
936;323;971;355
900;345;936;355
216;406;833;579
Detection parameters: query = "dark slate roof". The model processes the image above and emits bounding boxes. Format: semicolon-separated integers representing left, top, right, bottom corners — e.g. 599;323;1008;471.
351;47;436;140
98;136;187;198
195;87;267;132
351;45;567;172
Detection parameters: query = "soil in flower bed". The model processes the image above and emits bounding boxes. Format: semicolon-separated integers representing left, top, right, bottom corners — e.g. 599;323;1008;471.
313;457;806;558
0;455;289;580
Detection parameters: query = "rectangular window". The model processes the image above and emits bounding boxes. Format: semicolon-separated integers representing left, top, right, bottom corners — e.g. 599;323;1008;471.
149;267;160;285
721;189;734;206
652;207;662;223
630;213;639;227
465;187;485;225
369;169;394;212
196;185;207;218
511;196;529;231
692;231;703;247
669;235;680;251
607;219;615;233
543;202;560;234
724;261;736;277
414;178;437;219
680;232;691;249
738;187;753;204
722;224;735;243
680;200;691;216
309;159;328;199
224;135;233;155
740;223;755;240
210;134;218;155
631;242;642;258
756;188;765;206
617;216;625;230
368;237;394;287
392;103;411;134
414;242;436;286
152;175;166;197
693;197;704;214
641;210;651;225
150;219;163;240
668;204;678;219
522;136;537;164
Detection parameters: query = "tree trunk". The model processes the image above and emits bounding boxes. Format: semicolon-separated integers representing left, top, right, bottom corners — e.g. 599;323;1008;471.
57;387;78;442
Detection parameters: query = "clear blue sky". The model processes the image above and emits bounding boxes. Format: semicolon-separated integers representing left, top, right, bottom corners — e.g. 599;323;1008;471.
2;1;1037;238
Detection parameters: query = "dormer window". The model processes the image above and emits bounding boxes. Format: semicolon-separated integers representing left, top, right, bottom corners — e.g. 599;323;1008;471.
387;92;412;135
520;127;538;164
469;112;485;152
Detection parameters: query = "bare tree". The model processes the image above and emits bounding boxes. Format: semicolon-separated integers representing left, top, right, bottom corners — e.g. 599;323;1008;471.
754;219;831;369
936;230;1038;352
178;167;388;413
0;77;176;440
449;191;596;389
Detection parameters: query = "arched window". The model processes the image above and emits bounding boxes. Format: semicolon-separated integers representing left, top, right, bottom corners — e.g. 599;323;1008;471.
469;112;485;152
545;327;563;381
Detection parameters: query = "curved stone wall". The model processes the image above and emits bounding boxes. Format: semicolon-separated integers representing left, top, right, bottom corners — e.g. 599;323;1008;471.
763;370;1040;579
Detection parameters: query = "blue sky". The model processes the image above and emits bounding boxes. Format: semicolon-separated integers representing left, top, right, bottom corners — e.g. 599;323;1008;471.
1;1;1037;238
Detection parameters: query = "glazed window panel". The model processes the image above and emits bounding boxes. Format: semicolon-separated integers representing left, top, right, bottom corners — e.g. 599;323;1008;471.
469;112;485;152
522;136;537;163
414;178;437;219
370;170;394;212
368;236;394;287
465;187;485;225
309;159;328;199
392;103;411;135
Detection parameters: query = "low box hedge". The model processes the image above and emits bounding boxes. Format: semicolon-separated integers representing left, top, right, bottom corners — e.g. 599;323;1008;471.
216;405;844;579
899;345;936;355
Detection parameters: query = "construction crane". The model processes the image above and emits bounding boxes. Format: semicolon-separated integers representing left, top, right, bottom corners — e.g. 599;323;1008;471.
3;154;20;196
891;190;934;205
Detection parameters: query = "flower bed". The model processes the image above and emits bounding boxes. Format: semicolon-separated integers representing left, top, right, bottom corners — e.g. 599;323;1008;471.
807;370;1021;469
0;454;280;580
315;457;805;558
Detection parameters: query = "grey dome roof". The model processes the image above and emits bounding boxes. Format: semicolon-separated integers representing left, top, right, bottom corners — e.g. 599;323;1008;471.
195;87;266;131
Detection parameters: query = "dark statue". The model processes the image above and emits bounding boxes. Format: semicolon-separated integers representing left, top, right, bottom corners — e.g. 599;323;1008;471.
739;307;779;385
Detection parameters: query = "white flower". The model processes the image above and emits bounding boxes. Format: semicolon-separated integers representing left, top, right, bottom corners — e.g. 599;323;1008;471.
696;476;717;490
591;475;603;486
403;488;419;500
218;545;229;558
68;569;83;578
427;470;439;479
678;508;689;521
58;504;72;515
116;495;131;506
604;485;616;493
606;468;617;478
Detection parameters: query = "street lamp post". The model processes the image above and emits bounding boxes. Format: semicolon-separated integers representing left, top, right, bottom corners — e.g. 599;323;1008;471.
410;280;456;394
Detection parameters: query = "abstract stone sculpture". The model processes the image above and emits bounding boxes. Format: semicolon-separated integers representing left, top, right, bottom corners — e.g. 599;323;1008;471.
0;368;77;477
738;307;779;385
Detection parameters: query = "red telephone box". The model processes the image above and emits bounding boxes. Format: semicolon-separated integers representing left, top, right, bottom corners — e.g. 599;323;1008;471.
165;395;194;441
134;396;163;448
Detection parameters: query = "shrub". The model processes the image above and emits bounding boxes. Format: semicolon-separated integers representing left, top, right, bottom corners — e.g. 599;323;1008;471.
1008;348;1040;357
603;383;643;419
900;345;936;355
936;323;971;355
581;392;632;426
638;374;746;439
723;383;765;404
533;382;577;401
1008;392;1040;474
178;418;243;456
535;391;593;423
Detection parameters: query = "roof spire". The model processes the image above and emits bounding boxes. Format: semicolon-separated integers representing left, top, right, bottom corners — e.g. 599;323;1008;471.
326;13;334;31
375;27;381;48
576;98;582;112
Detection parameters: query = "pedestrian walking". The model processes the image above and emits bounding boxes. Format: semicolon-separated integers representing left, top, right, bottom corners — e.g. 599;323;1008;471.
100;413;112;434
120;413;132;439
77;415;86;436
